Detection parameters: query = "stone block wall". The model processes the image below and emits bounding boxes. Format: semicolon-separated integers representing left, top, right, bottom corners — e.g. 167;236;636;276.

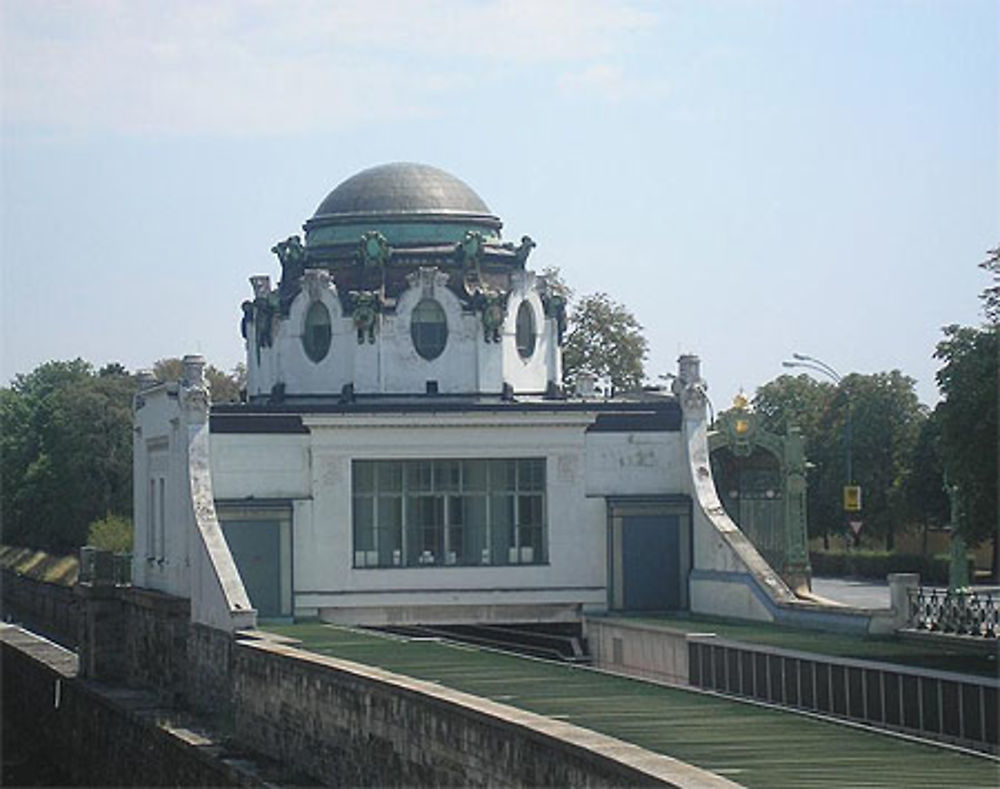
121;587;191;704
1;626;265;788
1;568;79;648
187;621;237;721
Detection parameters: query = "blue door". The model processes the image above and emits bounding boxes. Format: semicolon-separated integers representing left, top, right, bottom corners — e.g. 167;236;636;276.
221;519;281;618
622;515;681;611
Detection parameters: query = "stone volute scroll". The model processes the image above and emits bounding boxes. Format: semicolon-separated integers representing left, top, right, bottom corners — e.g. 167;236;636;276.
302;268;334;302
406;267;450;297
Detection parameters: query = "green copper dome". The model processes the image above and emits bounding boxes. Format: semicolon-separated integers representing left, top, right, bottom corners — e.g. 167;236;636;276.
305;162;502;247
314;162;493;217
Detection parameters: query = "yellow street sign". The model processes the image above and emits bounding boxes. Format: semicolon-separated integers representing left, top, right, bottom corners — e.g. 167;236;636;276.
843;485;862;512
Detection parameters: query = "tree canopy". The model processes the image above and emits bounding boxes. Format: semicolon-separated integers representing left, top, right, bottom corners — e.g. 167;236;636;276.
562;292;648;392
748;370;925;550
934;324;998;552
1;360;135;552
2;357;245;553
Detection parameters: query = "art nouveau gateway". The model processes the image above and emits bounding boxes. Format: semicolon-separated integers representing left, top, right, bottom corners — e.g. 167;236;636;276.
131;163;800;632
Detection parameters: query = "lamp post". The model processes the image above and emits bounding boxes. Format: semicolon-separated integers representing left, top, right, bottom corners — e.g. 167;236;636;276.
782;353;857;543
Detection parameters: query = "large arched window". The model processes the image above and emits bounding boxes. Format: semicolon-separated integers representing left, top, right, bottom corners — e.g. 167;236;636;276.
515;300;536;359
302;301;332;362
411;298;448;360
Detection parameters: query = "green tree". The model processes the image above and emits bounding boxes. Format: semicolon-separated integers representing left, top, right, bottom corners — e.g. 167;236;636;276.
904;406;950;551
87;513;133;552
748;370;924;551
934;324;998;577
563;292;648;392
979;245;999;324
1;360;135;552
843;371;923;551
751;374;839;546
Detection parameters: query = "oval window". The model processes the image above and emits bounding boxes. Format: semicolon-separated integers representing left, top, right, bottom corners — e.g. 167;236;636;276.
302;301;332;363
516;300;536;359
411;298;448;360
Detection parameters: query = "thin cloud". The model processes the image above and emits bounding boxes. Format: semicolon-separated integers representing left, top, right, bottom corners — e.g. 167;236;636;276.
1;0;660;136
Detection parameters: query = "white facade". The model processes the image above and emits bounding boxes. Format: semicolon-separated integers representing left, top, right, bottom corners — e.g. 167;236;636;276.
133;163;807;629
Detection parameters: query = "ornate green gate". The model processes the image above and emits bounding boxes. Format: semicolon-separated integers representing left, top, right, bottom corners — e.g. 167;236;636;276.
709;395;811;590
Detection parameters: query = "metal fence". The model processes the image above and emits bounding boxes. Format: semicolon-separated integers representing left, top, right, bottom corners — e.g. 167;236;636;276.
908;586;999;639
78;547;132;586
688;637;998;753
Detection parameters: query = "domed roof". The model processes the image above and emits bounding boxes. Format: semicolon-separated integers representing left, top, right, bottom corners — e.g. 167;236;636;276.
313;162;493;218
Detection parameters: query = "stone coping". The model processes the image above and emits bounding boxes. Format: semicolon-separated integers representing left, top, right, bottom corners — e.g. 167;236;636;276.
238;631;741;788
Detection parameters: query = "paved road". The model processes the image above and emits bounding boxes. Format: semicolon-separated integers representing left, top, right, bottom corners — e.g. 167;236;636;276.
811;576;890;609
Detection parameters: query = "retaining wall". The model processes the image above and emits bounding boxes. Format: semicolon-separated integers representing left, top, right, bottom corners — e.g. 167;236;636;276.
1;568;79;648
1;625;267;787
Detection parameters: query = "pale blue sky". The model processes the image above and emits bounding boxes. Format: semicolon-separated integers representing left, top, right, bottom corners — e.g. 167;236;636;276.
2;1;996;405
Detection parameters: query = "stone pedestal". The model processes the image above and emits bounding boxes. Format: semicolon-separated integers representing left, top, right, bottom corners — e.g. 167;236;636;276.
75;582;125;681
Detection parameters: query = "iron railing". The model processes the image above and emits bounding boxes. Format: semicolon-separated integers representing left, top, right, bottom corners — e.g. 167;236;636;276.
908;586;999;639
78;547;132;586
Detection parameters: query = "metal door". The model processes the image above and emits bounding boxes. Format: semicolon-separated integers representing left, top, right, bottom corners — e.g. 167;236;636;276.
622;514;681;611
221;519;281;618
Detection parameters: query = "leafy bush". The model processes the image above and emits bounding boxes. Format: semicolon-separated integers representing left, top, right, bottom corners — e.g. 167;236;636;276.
809;550;970;585
87;513;133;553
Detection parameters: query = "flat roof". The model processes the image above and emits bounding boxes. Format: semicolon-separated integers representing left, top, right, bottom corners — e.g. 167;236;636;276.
262;623;998;789
211;395;683;433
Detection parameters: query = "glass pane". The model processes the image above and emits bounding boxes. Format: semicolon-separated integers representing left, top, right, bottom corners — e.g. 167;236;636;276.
490;459;516;492
463;460;487;492
302;301;332;363
435;460;460;492
463;496;488;564
407;496;443;565
517;458;545;491
490;494;515;565
411;299;448;360
406;461;433;492
518;494;543;526
378;497;402;567
353;496;374;551
516;300;536;359
353;462;374;494
377;462;402;493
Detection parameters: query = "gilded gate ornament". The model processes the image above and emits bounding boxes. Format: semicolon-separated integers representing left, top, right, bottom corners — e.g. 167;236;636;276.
709;394;812;589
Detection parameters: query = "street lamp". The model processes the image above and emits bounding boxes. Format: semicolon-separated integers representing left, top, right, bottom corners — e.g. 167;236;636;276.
782;353;858;538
